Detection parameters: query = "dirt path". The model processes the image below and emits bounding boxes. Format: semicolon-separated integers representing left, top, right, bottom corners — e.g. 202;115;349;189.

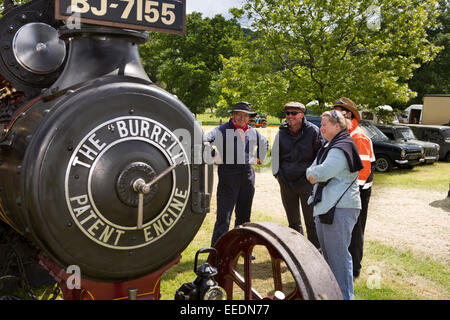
365;186;449;263
211;168;450;264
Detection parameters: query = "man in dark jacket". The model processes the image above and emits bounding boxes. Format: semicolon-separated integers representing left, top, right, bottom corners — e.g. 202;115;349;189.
206;102;269;246
272;102;323;248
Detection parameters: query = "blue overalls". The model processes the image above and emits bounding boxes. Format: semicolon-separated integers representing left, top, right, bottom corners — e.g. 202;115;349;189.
206;119;268;246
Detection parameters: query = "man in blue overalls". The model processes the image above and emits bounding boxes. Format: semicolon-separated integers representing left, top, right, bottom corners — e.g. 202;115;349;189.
206;102;269;246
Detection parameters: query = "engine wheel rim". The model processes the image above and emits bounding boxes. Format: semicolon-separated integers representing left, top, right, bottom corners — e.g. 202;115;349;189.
210;222;343;300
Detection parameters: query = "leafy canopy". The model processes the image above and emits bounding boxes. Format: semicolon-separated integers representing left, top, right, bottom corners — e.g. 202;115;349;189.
213;0;441;116
407;0;450;104
139;12;245;114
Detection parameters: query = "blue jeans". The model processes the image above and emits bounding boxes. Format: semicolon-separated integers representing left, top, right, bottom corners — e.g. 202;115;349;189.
315;208;360;300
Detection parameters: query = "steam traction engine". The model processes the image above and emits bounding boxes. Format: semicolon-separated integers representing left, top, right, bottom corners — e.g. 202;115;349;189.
0;0;342;300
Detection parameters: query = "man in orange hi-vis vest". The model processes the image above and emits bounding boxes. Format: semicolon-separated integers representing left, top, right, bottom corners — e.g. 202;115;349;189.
332;97;376;279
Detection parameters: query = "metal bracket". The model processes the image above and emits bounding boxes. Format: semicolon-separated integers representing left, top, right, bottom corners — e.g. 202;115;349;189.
191;163;210;214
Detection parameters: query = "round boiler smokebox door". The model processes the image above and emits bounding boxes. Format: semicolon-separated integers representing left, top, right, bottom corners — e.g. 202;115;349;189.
24;84;202;280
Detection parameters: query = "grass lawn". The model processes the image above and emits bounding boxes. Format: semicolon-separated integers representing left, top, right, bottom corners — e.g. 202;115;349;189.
196;113;283;127
159;195;450;300
373;161;450;192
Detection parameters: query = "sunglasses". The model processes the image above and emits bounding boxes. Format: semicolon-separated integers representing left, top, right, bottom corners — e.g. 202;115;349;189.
285;111;302;116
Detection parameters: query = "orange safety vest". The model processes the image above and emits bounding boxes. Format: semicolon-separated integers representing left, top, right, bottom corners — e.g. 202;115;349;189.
349;119;375;189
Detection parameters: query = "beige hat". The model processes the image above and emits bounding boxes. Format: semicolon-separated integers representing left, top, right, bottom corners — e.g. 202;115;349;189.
283;102;306;112
331;97;360;122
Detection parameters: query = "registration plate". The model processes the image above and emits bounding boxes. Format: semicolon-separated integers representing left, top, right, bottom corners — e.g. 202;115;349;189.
55;0;185;34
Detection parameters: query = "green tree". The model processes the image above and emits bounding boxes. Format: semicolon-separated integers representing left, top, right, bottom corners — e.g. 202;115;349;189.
214;0;441;116
407;0;449;105
139;12;244;115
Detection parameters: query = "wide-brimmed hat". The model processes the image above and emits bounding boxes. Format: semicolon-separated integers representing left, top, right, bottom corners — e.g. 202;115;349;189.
283;101;306;112
228;101;257;116
331;97;360;122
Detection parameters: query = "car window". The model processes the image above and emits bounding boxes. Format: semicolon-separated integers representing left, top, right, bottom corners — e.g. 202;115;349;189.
416;129;424;139
441;128;450;139
396;127;416;140
425;129;442;141
384;130;395;140
359;121;389;141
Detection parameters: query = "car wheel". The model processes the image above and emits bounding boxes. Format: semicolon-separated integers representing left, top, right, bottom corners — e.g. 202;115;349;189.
446;152;450;162
375;155;393;172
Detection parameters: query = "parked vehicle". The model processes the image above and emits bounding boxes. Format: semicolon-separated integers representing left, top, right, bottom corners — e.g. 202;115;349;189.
359;106;399;124
375;124;440;164
249;115;268;128
405;124;450;162
399;104;423;124
305;115;321;128
422;95;450;125
305;117;425;172
399;94;450;125
358;121;424;172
